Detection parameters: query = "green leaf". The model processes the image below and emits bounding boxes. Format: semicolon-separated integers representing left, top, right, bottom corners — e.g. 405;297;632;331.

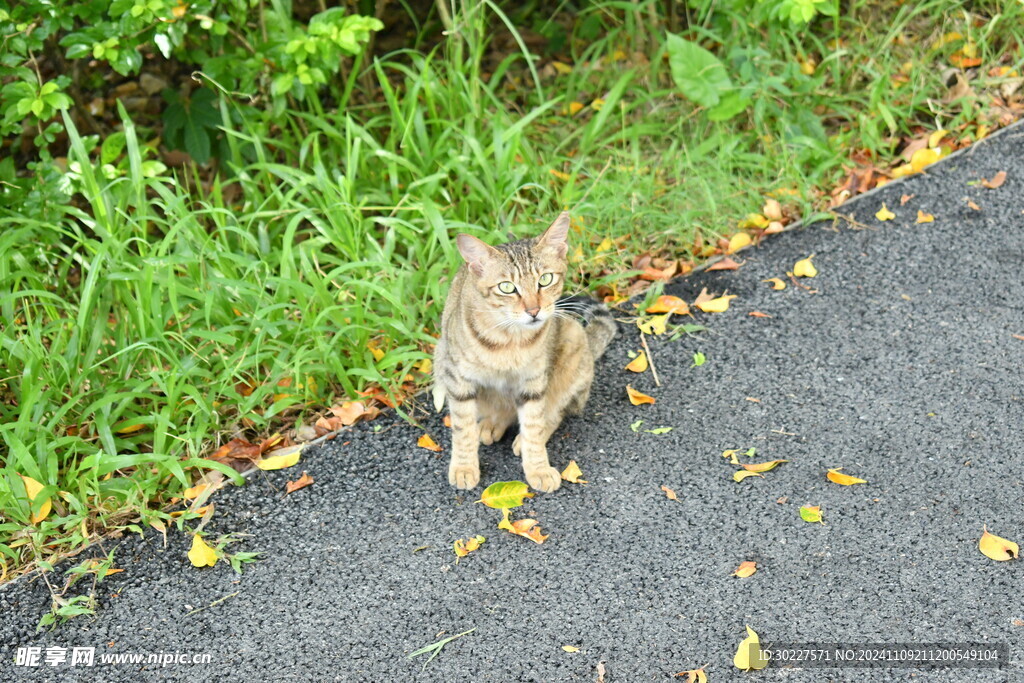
692;352;706;367
478;481;533;509
630;419;643;433
707;91;750;121
183;118;211;163
645;427;673;435
800;505;823;523
666;33;733;109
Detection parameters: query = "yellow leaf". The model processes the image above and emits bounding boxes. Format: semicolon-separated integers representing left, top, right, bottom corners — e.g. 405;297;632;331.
562;645;580;653
636;313;669;336
498;508;548;544
414;358;432;374
19;475;51;524
722;448;739;464
367;342;385;362
931;31;962;50
591;98;605;111
764;277;786;290
596;236;614;252
733;625;768;671
479;481;534;509
916;210;934;224
890;163;915;179
826;468;868;485
646;295;689;315
733;470;764;482
183;483;207;500
979;526;1018;561
626;385;656;405
675;668;708;683
255;445;302;470
741;459;789;473
116;422;146;435
551;61;573;75
624;350;648;373
738;213;768;229
560;460;588;484
187;534;218;568
800;505;823;523
875;204;896;221
550;169;572;182
792;254;817;277
661;485;678;500
417;433;442;452
928;129;949;148
733;560;757;578
453;535;486;560
727;232;752;253
910;147;941;173
567;101;584;116
695;294;737;313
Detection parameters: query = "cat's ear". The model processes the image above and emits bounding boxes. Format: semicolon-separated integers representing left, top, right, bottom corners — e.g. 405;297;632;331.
537;211;570;259
456;234;499;276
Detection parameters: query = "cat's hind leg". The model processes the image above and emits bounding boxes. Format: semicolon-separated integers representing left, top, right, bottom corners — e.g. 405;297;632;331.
477;392;516;445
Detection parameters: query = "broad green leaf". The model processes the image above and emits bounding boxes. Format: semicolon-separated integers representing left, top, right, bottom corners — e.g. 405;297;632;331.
666;33;733;109
707;91;750;121
478;481;533;509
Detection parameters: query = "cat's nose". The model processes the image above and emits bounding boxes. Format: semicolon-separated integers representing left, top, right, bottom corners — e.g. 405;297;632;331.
525;307;540;318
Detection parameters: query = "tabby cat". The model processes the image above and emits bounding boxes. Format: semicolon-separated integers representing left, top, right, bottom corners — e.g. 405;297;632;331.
433;212;617;492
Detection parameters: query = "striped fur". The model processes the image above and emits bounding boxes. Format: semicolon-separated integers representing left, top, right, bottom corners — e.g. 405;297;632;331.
433;212;617;492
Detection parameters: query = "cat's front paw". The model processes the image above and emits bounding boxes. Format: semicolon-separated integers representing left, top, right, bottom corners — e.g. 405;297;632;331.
449;462;480;489
525;466;562;493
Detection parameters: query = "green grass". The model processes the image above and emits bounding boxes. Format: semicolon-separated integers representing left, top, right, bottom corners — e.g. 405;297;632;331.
1;0;1022;585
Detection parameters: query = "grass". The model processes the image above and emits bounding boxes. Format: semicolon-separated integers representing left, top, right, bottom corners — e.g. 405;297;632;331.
1;0;1022;591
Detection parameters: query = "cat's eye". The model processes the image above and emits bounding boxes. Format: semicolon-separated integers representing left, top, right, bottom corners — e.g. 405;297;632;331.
497;281;517;294
538;272;554;287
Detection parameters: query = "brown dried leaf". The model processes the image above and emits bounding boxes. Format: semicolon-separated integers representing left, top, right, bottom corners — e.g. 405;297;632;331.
981;171;1007;189
706;257;741;272
285;472;314;494
661;485;678;500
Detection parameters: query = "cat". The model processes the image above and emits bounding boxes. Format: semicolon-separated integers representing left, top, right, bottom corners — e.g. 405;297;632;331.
432;211;617;492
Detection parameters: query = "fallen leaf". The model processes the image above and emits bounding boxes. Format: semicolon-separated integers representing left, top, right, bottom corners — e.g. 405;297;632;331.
116;422;146;435
741;459;788;473
763;198;783;220
637;313;669;336
967;199;981;211
764;220;784;234
733;625;768;671
733;560;757;578
183;483;207;500
692;287;714;308
331;401;374;426
800;505;823;523
826;468;867;485
561;460;588;484
748;311;772;318
733;470;764;483
498;508;548;544
630;419;643;432
981;171;1007;189
706;257;741;271
674;668;708;682
367;342;385;362
443;415;452;428
722;449;740;464
18;475;51;524
210;438;261;461
626;385;656;405
591;98;605;111
646;426;673;435
479;481;534;509
738;213;768;229
900;193;915;205
417;433;442;452
876;204;896;221
910;147;942;173
979;526;1018;561
255;445;302;470
562;645;580;653
550;169;571;182
453;534;486;560
764;278;786;290
646;295;689;315
661;485;678;500
567;101;584;116
691;352;706;367
792;255;817;278
285;472;314;494
695;294;737;313
188;534;218;568
727;232;752;253
625;351;648;373
916;210;935;223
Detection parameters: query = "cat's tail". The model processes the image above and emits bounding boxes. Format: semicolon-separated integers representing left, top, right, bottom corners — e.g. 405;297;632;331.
557;295;617;359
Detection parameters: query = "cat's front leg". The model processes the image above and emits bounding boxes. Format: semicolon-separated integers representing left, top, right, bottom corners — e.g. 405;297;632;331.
516;398;561;493
447;395;481;489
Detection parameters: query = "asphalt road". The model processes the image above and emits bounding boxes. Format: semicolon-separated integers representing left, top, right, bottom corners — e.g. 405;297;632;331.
2;122;1023;682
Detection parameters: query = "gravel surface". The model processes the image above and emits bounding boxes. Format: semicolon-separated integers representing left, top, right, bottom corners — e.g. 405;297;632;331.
3;123;1023;682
